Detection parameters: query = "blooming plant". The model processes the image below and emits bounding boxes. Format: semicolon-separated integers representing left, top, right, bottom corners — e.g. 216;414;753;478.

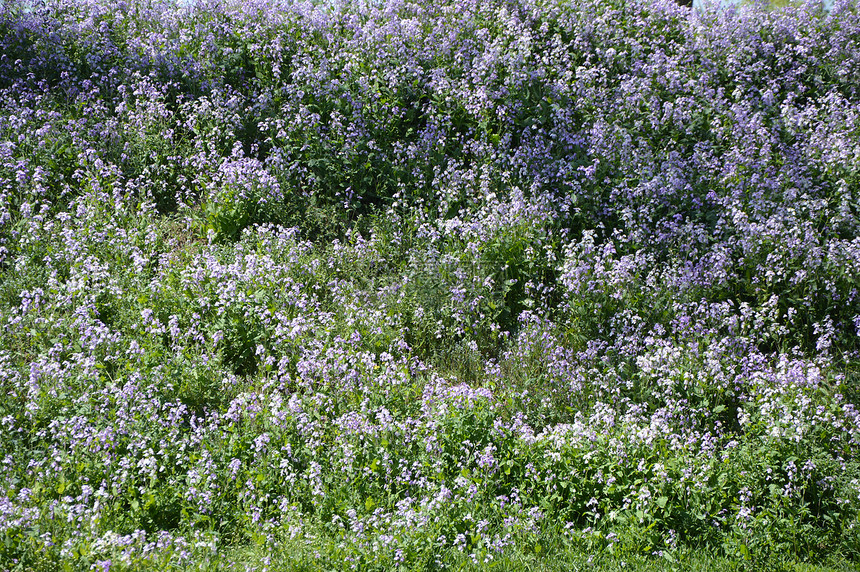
0;0;859;569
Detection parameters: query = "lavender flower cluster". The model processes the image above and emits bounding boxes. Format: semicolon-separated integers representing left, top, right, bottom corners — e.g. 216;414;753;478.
0;0;859;568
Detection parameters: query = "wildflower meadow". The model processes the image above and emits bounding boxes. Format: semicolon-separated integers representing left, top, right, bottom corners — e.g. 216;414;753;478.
1;0;859;569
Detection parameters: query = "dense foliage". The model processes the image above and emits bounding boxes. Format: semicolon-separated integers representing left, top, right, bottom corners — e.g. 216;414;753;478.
1;0;859;569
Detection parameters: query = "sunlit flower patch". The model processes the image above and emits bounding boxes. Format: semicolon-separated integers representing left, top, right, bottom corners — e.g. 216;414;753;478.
0;0;858;568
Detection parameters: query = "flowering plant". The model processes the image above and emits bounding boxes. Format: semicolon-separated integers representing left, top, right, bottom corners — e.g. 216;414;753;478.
0;0;858;569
